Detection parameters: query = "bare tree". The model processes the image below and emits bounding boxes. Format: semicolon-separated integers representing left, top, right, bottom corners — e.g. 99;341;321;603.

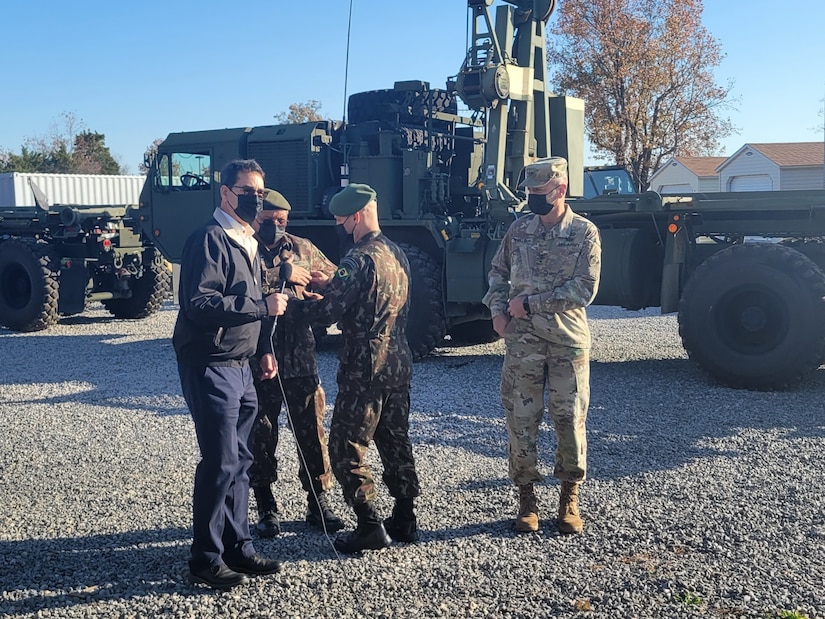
547;0;736;190
274;100;325;124
140;138;165;175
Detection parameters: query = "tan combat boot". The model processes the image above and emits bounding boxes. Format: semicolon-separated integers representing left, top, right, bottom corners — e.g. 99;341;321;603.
515;484;539;532
558;481;583;534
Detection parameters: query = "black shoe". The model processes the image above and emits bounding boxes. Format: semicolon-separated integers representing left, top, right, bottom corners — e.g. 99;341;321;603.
224;553;283;576
188;564;248;590
333;522;392;554
255;509;281;537
306;491;345;532
384;514;419;543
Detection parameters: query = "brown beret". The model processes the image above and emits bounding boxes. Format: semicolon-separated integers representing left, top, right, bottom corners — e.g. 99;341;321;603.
263;189;291;211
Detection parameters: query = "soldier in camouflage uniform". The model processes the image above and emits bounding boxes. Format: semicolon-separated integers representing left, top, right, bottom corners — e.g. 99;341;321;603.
290;183;421;554
249;189;344;536
482;156;601;535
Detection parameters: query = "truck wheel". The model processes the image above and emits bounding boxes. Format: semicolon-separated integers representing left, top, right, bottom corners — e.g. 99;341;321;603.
678;243;825;390
348;88;456;125
102;249;171;319
398;243;447;360
0;238;59;332
448;319;500;345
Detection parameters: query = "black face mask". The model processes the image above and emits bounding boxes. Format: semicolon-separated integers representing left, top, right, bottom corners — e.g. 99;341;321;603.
235;193;263;224
336;221;354;255
258;220;285;246
527;193;552;215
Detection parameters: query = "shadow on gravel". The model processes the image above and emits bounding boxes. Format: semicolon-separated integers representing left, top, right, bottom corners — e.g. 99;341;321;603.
0;527;221;615
0;331;187;416
586;357;825;479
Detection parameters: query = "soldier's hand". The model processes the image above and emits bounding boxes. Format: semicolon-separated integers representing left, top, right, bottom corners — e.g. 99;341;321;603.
259;353;278;380
508;296;528;319
303;290;323;301
266;292;288;316
492;314;510;338
310;270;332;288
287;264;311;286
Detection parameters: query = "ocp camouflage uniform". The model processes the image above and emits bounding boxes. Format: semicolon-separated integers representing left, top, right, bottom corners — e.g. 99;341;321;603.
250;232;337;495
482;207;601;486
292;230;420;507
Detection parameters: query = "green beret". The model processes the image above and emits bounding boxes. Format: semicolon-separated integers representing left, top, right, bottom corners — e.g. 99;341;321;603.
519;156;568;188
329;183;376;217
263;189;291;211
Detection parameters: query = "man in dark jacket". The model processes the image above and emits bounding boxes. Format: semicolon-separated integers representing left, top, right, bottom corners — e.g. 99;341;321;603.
248;189;344;536
173;159;288;590
290;183;421;554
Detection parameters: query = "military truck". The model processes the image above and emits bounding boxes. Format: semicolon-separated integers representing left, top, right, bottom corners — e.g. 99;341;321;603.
136;0;825;391
0;181;170;332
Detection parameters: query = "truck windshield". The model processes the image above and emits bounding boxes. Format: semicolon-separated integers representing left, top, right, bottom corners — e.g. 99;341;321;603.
583;167;636;198
153;152;212;192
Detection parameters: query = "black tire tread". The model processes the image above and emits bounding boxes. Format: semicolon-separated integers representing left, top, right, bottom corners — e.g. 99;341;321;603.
397;243;447;360
0;237;59;332
678;243;825;390
102;249;171;319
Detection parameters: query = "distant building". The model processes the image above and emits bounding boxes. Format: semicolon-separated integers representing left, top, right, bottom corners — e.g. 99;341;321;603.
649;156;727;193
719;143;824;191
648;142;825;193
0;172;145;207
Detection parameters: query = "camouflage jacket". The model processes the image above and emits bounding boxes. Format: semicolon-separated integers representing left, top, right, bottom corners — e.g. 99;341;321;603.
292;230;412;388
482;206;601;348
260;232;336;379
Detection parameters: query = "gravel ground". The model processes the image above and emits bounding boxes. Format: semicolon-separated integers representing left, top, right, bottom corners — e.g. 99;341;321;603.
1;302;823;619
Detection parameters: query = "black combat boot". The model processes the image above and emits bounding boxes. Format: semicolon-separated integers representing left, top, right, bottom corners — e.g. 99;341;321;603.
252;485;281;537
384;497;418;543
306;490;345;532
333;502;391;554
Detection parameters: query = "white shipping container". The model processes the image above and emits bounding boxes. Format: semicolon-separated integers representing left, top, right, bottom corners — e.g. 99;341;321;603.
0;172;146;207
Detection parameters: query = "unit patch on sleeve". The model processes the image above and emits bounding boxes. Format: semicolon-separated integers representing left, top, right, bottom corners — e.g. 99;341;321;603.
335;256;359;281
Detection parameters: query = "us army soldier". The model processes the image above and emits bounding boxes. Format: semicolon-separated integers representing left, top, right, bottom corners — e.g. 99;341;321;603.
482;156;601;535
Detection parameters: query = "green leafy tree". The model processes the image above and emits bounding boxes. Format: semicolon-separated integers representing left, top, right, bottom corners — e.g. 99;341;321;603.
71;131;121;174
274;100;326;124
0;112;125;175
547;0;736;190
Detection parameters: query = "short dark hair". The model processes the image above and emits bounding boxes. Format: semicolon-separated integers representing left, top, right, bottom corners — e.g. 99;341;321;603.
220;159;265;188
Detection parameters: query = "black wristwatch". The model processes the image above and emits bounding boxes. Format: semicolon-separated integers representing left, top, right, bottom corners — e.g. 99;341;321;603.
523;296;530;315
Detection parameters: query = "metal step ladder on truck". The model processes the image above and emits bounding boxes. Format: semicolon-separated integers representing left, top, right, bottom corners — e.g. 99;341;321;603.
134;0;825;390
0;181;171;332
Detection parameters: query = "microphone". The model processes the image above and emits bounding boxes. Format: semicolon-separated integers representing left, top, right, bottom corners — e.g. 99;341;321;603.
269;261;293;340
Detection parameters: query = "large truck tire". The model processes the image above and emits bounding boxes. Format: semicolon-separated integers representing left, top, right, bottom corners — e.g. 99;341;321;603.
398;243;447;360
102;249;171;319
678;243;825;390
348;88;456;125
0;238;59;332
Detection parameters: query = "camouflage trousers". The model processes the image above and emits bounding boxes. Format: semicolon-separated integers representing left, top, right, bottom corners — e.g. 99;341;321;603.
248;374;333;494
500;332;589;486
329;380;421;507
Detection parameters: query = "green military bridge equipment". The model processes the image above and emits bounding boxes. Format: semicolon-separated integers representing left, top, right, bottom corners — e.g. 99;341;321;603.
135;0;825;391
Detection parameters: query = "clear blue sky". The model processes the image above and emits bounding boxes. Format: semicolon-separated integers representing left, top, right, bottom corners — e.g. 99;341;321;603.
1;0;823;174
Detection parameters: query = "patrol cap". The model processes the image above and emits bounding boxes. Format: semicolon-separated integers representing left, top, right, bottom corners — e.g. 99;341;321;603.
329;183;376;217
518;156;568;188
262;189;291;211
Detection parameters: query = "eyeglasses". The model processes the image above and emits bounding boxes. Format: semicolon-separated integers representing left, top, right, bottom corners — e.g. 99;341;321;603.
256;214;288;226
230;185;266;199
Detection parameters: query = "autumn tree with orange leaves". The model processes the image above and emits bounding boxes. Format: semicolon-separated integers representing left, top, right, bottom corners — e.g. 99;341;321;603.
547;0;735;190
